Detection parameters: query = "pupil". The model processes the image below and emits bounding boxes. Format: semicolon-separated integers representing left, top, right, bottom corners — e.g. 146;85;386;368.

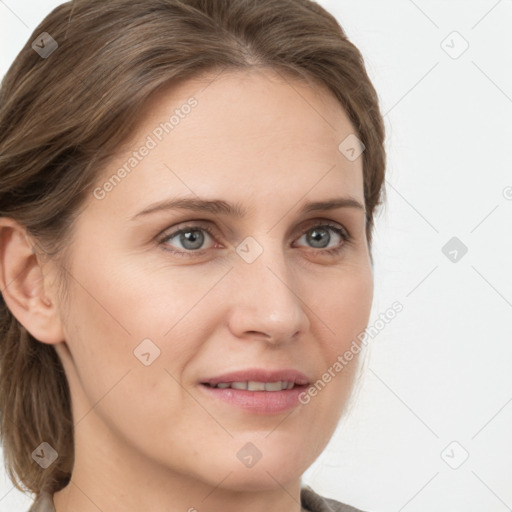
309;227;329;248
182;230;204;250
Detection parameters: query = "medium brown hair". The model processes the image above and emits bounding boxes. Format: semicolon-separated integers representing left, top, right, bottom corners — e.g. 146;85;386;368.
0;0;386;499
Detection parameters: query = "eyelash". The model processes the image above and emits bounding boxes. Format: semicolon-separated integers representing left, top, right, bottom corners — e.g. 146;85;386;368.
157;221;351;259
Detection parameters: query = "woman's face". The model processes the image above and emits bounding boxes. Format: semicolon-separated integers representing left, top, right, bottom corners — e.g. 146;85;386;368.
52;68;373;494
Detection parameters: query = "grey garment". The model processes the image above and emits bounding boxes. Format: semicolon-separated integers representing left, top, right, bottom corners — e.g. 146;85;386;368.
27;485;367;512
301;485;368;512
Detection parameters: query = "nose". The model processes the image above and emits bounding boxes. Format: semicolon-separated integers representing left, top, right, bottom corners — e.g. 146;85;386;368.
226;240;310;345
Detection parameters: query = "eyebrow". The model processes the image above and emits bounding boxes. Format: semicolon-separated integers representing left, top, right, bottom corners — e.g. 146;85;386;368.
131;196;365;221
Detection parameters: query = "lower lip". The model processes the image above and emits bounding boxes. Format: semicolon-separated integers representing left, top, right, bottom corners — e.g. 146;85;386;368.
199;384;308;414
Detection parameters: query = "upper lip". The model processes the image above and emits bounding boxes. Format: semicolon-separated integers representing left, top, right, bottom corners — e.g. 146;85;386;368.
201;368;310;387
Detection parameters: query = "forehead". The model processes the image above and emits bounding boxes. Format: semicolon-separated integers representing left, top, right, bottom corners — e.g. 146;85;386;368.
142;67;357;155
91;67;364;216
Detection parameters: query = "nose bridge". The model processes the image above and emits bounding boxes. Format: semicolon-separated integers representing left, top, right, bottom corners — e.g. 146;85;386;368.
228;233;309;341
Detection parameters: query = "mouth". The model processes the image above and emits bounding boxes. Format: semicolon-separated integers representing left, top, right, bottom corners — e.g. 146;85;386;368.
199;368;311;414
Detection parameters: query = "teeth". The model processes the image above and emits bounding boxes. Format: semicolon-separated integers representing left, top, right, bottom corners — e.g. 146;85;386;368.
264;381;283;391
248;381;266;391
211;380;296;391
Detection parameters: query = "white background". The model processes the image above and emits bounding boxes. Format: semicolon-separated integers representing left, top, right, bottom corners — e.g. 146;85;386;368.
1;1;511;511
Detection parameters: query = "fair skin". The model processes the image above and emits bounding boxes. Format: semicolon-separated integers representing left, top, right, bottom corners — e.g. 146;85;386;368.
0;68;372;512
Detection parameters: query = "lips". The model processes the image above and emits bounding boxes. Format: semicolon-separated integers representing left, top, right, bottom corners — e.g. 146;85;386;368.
198;368;312;413
198;368;310;414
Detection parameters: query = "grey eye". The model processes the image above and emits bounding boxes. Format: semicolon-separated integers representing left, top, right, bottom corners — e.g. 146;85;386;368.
305;226;332;249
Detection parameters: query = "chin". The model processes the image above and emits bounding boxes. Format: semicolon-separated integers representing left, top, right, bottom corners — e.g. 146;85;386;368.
214;439;310;491
217;464;304;492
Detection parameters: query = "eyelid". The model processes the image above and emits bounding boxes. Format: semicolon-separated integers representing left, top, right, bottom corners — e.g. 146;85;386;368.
300;217;348;235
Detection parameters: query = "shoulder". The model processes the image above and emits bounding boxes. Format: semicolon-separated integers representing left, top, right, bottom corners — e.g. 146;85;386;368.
301;484;370;512
27;491;56;512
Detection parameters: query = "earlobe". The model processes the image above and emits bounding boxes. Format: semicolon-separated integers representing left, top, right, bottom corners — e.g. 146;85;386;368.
0;218;65;345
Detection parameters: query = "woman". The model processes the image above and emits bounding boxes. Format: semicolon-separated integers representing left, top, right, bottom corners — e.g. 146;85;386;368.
0;0;386;511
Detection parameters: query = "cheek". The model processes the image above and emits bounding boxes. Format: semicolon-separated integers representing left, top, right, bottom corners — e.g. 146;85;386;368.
64;242;200;347
312;262;373;355
300;263;372;421
59;267;205;462
59;247;219;415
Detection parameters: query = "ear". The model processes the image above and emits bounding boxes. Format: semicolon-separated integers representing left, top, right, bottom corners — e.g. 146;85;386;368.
0;218;65;344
